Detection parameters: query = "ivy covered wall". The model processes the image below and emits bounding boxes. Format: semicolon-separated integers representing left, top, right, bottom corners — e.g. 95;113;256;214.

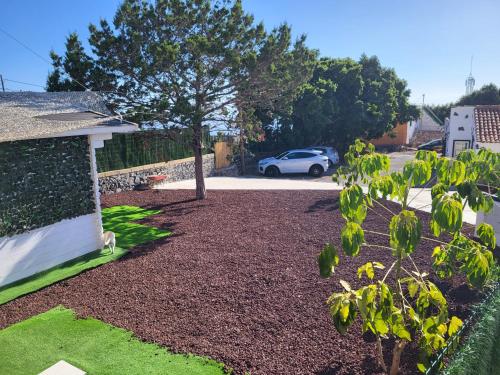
0;136;96;237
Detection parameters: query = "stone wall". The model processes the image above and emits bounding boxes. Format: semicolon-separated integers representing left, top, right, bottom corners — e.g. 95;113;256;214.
98;154;215;194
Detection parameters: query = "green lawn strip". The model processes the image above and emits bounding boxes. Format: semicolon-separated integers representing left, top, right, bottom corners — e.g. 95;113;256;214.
0;306;227;375
102;205;171;249
0;205;170;305
0;247;126;305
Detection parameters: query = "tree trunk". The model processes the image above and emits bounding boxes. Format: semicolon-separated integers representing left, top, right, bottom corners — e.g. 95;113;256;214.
389;340;406;375
376;336;388;373
239;128;246;175
193;123;206;200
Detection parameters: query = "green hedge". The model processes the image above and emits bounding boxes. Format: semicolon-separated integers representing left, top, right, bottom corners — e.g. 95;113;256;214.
0;136;95;237
442;286;500;375
96;130;215;172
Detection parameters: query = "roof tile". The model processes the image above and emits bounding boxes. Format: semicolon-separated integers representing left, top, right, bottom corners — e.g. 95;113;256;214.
474;105;500;143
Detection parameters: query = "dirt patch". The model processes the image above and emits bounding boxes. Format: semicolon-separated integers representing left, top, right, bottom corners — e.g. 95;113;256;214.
0;190;481;374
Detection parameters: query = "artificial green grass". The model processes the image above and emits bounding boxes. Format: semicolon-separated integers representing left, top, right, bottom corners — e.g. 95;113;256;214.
0;306;226;375
101;205;170;249
443;286;500;375
0;205;170;305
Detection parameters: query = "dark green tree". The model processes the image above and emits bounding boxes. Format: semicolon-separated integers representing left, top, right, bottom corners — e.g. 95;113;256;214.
257;55;419;155
46;33;112;92
429;83;500;123
457;83;500;105
88;0;313;199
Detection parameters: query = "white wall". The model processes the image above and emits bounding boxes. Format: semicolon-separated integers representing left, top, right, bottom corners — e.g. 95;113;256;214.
476;142;500;153
420;109;442;131
407;120;418;143
445;106;475;157
476;201;500;243
0;213;102;286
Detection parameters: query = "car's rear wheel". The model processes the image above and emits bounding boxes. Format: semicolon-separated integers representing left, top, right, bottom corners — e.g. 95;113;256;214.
265;165;280;177
309;164;324;177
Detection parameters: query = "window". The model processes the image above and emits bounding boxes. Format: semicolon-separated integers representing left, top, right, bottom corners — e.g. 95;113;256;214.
452;140;470;157
287;152;314;159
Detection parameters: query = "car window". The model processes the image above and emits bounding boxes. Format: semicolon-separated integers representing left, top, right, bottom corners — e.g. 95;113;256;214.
275;151;289;159
286;152;315;159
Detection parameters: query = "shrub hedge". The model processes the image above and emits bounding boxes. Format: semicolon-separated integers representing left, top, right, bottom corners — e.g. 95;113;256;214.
443;285;500;375
0;136;95;237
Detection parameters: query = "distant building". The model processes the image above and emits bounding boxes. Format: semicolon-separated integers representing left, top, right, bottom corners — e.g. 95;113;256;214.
444;105;500;157
369;122;411;147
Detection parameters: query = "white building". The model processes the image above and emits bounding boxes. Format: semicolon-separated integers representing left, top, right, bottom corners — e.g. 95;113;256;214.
0;92;137;286
444;105;500;157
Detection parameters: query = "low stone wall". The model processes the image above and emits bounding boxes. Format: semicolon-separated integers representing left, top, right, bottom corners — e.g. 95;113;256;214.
98;154;215;194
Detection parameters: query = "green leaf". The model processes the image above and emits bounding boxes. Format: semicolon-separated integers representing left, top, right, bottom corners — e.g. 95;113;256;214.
403;159;432;186
432;195;463;234
389;210;422;255
462;247;494;288
431;182;448;200
339;185;367;223
416;150;438;167
374;313;389;335
476;223;496;249
436;158;466;185
341;222;365;256
318;243;339;278
417;363;427;373
393;322;411;340
368;175;394;199
357;262;375;279
408;280;419;298
448;316;463;337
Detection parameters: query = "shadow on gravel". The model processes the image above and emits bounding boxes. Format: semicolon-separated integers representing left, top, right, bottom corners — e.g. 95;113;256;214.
315;362;343;375
307;197;339;213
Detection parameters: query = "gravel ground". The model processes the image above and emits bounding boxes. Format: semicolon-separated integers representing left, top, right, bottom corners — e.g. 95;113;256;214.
0;190;480;375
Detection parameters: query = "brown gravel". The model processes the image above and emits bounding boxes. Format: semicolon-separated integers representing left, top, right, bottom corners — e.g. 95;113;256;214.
0;190;481;375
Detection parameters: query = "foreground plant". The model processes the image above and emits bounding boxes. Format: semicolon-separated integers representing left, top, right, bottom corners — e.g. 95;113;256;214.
319;140;499;374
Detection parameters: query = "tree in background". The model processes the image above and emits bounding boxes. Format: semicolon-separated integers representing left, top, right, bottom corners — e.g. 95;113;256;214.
457;83;500;105
230;29;316;174
428;83;500;123
46;33;112;92
85;0;313;199
255;55;419;156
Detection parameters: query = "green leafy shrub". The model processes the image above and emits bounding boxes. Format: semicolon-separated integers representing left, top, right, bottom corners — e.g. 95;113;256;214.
317;139;499;374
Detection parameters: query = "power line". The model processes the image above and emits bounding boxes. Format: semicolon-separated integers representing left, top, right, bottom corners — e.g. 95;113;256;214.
0;26;52;65
4;78;45;88
0;26;90;91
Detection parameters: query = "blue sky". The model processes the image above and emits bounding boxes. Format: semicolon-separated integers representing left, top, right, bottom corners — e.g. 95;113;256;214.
1;0;499;104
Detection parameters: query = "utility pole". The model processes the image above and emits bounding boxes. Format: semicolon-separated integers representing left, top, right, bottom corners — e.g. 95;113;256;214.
0;74;4;92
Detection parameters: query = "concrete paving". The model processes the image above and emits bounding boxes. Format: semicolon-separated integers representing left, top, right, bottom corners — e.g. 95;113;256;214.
39;361;86;375
156;176;477;224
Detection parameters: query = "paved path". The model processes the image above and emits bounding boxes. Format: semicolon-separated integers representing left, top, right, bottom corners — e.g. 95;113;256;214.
156;176;477;224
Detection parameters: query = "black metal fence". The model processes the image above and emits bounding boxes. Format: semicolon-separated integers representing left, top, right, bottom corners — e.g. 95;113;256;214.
96;130;215;172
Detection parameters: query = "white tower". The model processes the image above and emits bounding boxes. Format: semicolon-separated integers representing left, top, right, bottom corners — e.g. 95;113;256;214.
465;56;475;95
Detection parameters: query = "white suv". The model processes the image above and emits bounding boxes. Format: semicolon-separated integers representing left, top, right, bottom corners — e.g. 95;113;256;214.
258;149;329;177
